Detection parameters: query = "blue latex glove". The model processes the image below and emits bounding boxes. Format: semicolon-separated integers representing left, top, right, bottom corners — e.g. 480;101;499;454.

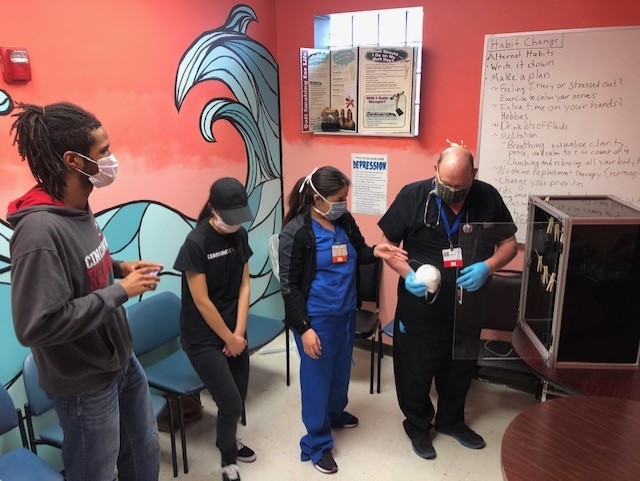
405;270;427;297
457;262;491;292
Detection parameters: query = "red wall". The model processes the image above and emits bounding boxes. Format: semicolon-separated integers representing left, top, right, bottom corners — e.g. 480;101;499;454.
0;0;277;218
274;0;640;326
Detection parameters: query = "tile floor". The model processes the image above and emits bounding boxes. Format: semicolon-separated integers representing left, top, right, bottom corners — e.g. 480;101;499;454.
157;332;538;481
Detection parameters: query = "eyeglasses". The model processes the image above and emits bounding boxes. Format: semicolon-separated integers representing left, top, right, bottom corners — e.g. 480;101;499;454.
436;170;472;192
423;190;441;228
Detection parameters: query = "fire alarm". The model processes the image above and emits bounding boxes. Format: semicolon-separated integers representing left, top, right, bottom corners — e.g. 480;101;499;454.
1;48;32;83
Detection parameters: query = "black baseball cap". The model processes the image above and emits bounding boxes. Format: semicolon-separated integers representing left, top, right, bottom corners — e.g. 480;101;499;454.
208;177;254;225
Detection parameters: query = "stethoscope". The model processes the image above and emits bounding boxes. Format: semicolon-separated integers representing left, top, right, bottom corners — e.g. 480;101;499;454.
423;182;473;233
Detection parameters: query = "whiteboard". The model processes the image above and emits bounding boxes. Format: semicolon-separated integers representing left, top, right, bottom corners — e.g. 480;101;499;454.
477;27;640;241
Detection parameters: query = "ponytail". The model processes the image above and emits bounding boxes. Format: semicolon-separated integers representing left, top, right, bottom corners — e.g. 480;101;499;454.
196;202;212;224
282;166;350;226
283;177;313;226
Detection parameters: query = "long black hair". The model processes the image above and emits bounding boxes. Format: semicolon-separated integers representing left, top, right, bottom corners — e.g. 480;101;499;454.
283;166;350;226
10;102;102;200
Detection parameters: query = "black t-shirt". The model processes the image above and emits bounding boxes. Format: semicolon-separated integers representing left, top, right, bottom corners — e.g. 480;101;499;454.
174;222;253;346
378;178;516;320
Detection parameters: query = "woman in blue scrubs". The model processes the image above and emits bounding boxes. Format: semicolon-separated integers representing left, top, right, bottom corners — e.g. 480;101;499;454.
278;166;407;474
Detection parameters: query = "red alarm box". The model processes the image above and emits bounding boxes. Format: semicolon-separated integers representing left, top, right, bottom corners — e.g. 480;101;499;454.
1;48;32;83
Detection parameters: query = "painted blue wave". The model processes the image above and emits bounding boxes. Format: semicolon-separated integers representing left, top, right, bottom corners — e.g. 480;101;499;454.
0;4;286;383
0;89;14;116
175;4;283;317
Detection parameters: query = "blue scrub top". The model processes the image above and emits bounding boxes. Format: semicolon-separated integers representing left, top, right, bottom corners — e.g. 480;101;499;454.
307;219;357;317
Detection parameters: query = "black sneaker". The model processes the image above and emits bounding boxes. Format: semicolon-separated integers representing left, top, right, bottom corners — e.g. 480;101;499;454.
236;440;257;463
314;449;338;474
216;439;257;462
331;412;359;428
341;412;359;428
436;425;485;449
221;463;241;481
411;436;436;459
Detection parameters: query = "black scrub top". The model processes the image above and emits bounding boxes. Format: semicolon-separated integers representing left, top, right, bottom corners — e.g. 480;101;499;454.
378;178;516;320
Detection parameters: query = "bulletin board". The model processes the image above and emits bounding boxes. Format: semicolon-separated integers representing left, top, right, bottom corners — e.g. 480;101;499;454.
476;27;640;240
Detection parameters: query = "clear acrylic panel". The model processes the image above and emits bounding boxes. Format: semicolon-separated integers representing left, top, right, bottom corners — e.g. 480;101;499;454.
452;222;553;363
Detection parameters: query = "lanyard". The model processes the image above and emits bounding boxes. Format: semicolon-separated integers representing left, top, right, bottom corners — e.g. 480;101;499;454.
436;196;466;247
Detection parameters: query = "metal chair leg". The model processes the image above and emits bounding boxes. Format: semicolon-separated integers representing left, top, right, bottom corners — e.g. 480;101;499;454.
178;396;188;474
286;326;290;386
167;399;178;477
369;333;375;394
377;326;383;393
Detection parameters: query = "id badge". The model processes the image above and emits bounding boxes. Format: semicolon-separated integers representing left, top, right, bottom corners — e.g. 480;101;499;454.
332;244;348;263
442;247;463;268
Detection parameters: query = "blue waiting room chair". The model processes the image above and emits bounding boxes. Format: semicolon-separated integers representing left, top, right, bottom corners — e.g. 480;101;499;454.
126;291;204;475
0;382;64;481
240;312;285;425
22;353;63;454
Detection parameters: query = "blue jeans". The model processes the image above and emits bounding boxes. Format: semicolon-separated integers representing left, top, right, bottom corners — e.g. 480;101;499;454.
49;354;160;481
294;311;355;464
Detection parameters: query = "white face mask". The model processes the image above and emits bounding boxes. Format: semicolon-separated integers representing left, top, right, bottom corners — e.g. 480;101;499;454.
74;152;118;188
212;210;241;233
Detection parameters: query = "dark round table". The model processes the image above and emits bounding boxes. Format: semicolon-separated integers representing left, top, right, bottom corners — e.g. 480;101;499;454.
501;396;640;481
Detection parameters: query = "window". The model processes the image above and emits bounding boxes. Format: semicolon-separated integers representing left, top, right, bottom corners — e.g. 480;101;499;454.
314;7;423;135
317;7;423;49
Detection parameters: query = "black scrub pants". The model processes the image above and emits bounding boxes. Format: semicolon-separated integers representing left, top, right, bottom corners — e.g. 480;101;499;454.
393;312;477;440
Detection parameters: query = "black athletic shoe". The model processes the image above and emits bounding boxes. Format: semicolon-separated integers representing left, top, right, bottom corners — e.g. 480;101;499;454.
341;412;359;428
411;436;436;459
314;449;338;474
236;440;257;463
331;411;359;428
216;439;257;463
436;425;486;449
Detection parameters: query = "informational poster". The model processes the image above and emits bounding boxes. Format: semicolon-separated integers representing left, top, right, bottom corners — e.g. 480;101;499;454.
351;153;388;215
300;45;417;136
330;48;358;132
358;47;415;133
300;48;330;133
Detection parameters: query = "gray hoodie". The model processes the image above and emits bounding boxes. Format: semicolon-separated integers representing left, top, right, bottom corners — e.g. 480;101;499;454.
8;186;131;396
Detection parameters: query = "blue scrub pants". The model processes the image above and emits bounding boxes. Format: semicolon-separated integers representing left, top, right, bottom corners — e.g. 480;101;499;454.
294;311;356;464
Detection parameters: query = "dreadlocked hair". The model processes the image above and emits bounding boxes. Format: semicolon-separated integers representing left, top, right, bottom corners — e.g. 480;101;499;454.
10;102;102;200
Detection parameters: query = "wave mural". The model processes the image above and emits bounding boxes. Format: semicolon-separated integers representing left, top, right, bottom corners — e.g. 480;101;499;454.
0;4;284;383
0;89;14;116
175;3;283;315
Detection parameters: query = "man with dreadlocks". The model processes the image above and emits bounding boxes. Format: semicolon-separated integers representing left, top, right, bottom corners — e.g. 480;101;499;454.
7;102;162;481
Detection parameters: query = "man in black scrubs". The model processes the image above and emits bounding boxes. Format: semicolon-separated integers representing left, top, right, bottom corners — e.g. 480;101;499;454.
378;144;517;459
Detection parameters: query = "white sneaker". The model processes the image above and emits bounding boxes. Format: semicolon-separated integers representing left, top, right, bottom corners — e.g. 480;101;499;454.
222;463;241;481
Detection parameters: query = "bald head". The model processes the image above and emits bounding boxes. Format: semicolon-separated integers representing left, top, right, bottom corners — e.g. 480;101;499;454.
433;146;476;206
435;146;476;187
438;146;474;169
